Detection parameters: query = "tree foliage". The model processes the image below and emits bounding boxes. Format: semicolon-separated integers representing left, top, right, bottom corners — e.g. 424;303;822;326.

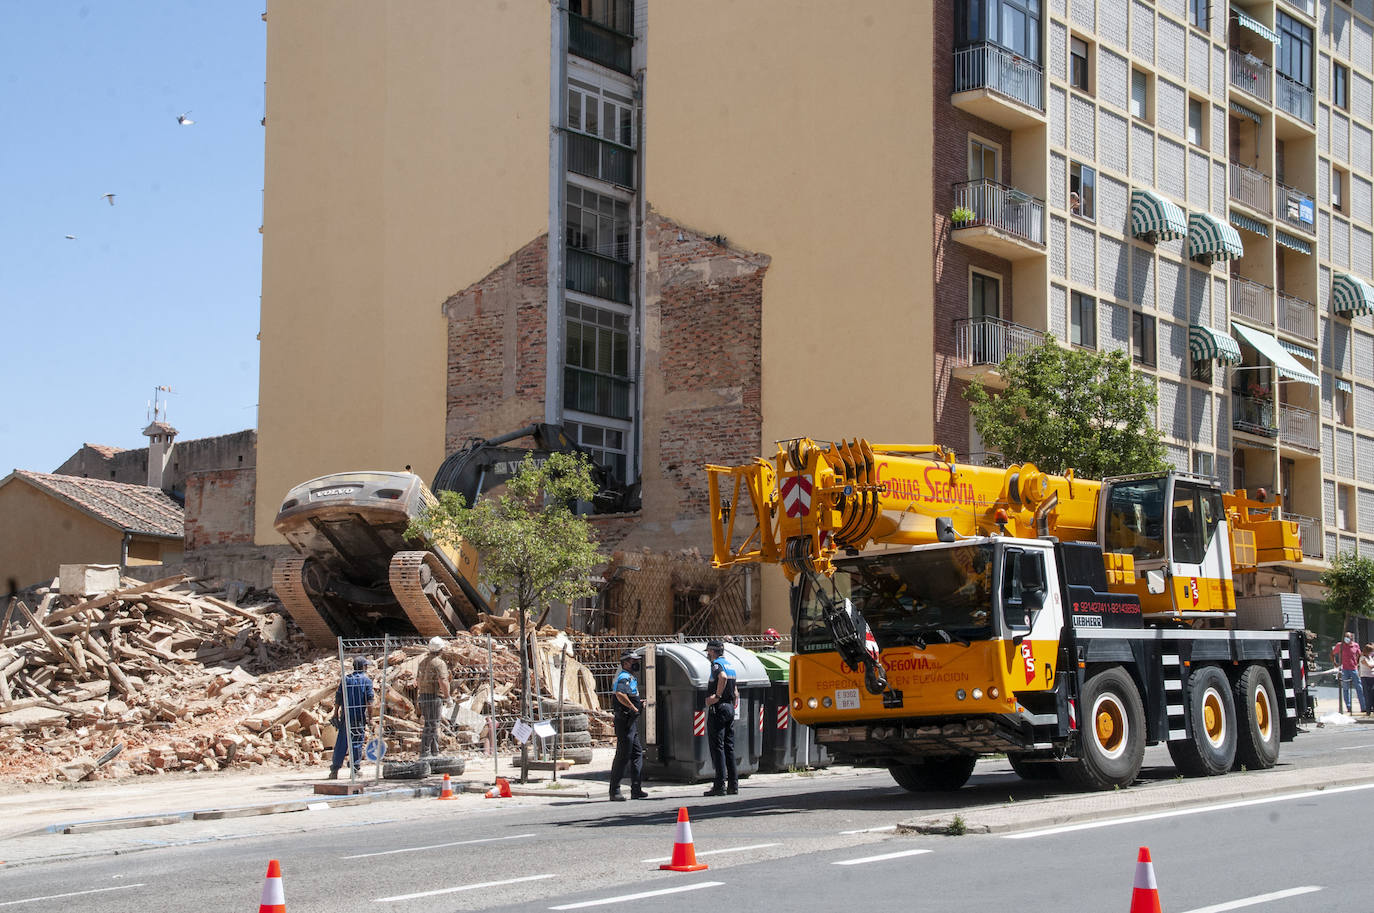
963;338;1168;480
407;452;605;621
1322;551;1374;620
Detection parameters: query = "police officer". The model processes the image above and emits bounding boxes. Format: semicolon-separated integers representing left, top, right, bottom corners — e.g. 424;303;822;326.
609;651;648;801
328;656;376;779
703;639;738;796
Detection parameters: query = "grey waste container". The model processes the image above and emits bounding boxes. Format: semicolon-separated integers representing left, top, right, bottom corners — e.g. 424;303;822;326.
639;642;770;782
754;650;830;773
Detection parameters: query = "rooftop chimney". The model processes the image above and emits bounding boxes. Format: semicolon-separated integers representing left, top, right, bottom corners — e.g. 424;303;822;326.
143;421;178;490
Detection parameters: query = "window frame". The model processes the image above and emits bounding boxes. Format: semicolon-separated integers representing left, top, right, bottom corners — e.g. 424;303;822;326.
1130;68;1152;121
1188;0;1208;31
1069;35;1091;92
1333;61;1349;111
1275;11;1314;90
1332;163;1347;211
970;269;1002;321
1071;291;1097;349
1132;311;1157;367
957;0;1042;63
1069;161;1096;220
969;136;1001;182
1187;97;1207;148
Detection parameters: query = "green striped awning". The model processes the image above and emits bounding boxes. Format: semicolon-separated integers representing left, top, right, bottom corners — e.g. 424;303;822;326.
1232;322;1320;386
1229;211;1269;238
1278;338;1316;361
1189;212;1245;262
1189;324;1243;365
1235;10;1281;44
1275;230;1313;255
1333;272;1374;317
1130;189;1188;241
1229;100;1264;125
1337;377;1354;394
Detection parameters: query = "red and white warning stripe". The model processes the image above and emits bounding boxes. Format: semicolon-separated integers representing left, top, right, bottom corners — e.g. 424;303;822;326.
693;710;706;737
757;704;764;732
776;705;790;730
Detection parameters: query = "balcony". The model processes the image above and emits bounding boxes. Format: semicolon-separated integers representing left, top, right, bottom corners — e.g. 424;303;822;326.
566;131;635;189
951;42;1045;129
1275;183;1316;235
1279;0;1315;17
1229;161;1272;215
951;180;1045;260
1230;275;1274;328
1278;293;1317;342
1233;393;1278;437
1279;402;1320;452
568;12;632;74
1275;74;1315;126
952;316;1044;386
1230;50;1271;104
1283;511;1323;558
566;247;631;304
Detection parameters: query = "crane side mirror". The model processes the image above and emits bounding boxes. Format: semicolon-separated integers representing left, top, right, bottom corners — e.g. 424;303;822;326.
935;517;957;543
1145;569;1166;594
1018;553;1045;592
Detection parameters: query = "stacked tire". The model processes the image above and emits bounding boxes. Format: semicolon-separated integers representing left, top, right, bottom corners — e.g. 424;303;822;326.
540;698;593;765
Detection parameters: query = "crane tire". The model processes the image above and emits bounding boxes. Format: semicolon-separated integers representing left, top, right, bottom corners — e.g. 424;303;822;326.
1167;665;1237;777
1008;753;1061;781
1232;664;1280;771
1062;667;1145;790
888;756;978;792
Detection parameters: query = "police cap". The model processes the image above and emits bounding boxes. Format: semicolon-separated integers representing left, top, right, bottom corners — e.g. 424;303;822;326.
705;639;725;652
619;651;638;664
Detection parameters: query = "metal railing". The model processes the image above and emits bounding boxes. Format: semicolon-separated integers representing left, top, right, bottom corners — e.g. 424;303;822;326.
1283;511;1323;558
952;179;1045;246
566;131;635;189
1275;183;1316;234
1279;402;1320;451
1231;275;1275;327
568;13;633;74
1280;0;1315;15
1275;73;1315;125
1233;393;1278;436
1230;50;1271;104
1229;161;1273;215
566;247;631;304
1278;292;1317;342
952;42;1044;112
954;316;1045;367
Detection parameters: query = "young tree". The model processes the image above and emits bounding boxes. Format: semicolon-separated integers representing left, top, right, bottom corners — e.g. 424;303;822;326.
1322;551;1374;623
408;451;604;779
963;338;1168;480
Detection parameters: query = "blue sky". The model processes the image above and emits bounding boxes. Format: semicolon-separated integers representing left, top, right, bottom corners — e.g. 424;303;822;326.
0;2;264;475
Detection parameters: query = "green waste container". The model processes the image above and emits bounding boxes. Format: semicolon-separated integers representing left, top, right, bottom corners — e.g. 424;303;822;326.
754;650;830;773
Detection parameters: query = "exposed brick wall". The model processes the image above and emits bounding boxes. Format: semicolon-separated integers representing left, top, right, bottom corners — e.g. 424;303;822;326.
52;431;257;500
932;3;1015;452
183;468;256;550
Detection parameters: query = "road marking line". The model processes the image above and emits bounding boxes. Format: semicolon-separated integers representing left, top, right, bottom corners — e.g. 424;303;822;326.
375;873;556;902
1179;885;1321;912
0;884;147;907
346;833;536;859
1004;782;1374;839
833;849;932;866
1338;743;1374;749
549;882;723;909
641;842;779;863
839;825;897;834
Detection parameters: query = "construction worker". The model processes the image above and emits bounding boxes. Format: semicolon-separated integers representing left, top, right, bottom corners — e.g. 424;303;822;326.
608;650;647;801
417;636;451;757
703;639;738;796
328;656;375;779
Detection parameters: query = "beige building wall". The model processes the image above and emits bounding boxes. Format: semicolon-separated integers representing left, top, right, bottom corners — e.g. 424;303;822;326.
0;484;123;589
256;0;553;542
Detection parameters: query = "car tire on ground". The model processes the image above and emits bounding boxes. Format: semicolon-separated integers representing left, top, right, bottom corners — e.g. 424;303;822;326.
558;746;594;765
553;730;592;746
426;756;467;776
382;760;432;780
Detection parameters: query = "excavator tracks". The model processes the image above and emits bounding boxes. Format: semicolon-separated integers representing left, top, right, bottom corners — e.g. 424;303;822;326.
271;557;339;648
389;551;480;638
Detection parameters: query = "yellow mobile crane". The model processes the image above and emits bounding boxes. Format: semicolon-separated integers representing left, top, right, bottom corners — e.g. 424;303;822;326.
706;439;1310;789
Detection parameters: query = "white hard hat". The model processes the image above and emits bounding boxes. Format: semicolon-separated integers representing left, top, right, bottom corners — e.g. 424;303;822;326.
428;636;445;652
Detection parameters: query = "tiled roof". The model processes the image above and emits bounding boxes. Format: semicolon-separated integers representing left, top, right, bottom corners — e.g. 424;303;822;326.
84;443;126;459
5;471;184;538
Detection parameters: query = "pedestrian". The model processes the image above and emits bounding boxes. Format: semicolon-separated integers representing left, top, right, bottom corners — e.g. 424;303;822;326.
417;636;451;757
328;656;376;779
1330;632;1365;715
1360;643;1374;718
608;651;647;801
703;639;738;796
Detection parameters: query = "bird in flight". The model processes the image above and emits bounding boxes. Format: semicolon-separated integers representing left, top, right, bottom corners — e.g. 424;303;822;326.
65;234;76;240
177;112;194;126
101;193;116;206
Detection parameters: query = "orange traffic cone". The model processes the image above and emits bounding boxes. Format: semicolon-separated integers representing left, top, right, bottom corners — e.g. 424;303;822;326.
484;776;512;799
258;859;285;913
659;807;709;872
1129;846;1162;913
437;773;456;800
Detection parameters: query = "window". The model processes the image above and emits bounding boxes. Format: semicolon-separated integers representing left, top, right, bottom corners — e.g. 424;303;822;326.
1191;353;1214;384
971;271;1000;320
1071;292;1097;348
1338;484;1354;531
969;138;999;181
1275;11;1313;89
1130;68;1150;120
564;419;630;484
1337;383;1354;424
1069;161;1095;219
1189;0;1208;30
1070;36;1090;90
1187;98;1205;147
564;300;632;420
567;78;634;147
1334;62;1349;111
956;0;1041;63
1001;548;1048;629
1333;164;1346;211
1132;312;1157;367
1171;482;1222;564
566;184;631;260
1192;451;1215;478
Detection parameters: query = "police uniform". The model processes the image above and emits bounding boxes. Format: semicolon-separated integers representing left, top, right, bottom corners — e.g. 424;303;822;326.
329;659;376;777
704;641;738;796
609;652;646;800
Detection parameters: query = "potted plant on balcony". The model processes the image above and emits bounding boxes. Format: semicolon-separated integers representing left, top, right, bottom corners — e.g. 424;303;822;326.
1245;380;1271;401
951;206;975;227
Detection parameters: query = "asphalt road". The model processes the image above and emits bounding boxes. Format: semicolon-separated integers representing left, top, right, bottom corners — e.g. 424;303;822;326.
1;722;1370;912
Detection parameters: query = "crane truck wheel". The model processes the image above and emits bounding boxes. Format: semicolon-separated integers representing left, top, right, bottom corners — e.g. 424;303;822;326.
1008;752;1061;781
1062;667;1145;790
888;755;978;792
1167;665;1237;776
1232;664;1280;771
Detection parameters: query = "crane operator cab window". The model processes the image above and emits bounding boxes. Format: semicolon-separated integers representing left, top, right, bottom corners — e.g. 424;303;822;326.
1001;547;1047;632
1170;482;1223;565
1105;477;1167;562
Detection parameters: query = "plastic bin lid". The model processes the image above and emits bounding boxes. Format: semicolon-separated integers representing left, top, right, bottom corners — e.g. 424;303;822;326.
645;642;771;687
753;650;791;681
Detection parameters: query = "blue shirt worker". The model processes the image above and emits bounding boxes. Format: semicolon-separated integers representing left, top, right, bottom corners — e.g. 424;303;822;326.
609;651;648;801
328;656;376;779
703;639;738;796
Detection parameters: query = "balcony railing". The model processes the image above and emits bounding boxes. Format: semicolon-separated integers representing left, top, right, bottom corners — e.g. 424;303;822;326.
952;179;1045;246
566;247;631;304
1275;73;1315;125
952;42;1044;112
1283;511;1323;558
1229;161;1272;215
568;12;632;74
566;131;635;188
1275;183;1316;234
1280;0;1315;15
1279;402;1320;451
1230;50;1271;104
1231;275;1275;327
1278;292;1317;342
954;316;1045;367
1233;393;1278;436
